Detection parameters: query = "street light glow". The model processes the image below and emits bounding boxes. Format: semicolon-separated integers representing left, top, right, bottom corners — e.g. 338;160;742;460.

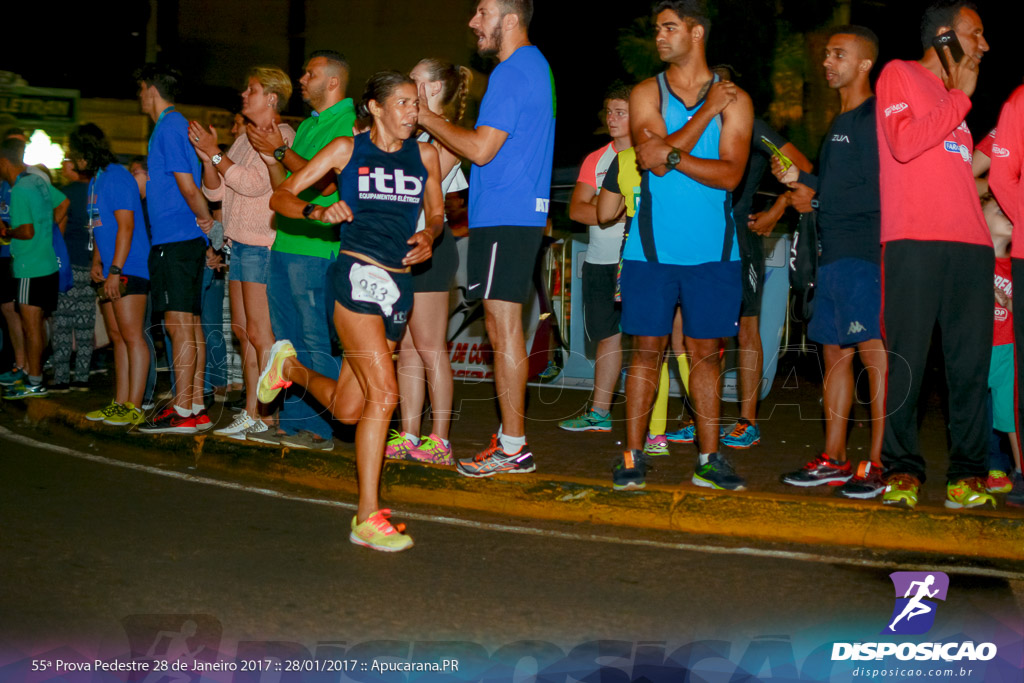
24;129;64;169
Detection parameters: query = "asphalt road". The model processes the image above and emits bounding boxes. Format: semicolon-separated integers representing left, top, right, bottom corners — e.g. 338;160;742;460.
1;433;1021;682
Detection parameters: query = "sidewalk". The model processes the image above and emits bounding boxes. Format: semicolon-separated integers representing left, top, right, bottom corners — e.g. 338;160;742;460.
2;362;1022;562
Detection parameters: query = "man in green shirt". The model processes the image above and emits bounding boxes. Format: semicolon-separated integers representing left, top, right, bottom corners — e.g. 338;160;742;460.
0;138;64;398
247;49;356;449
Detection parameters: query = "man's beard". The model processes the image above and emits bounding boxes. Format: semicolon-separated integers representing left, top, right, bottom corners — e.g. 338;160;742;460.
478;23;503;57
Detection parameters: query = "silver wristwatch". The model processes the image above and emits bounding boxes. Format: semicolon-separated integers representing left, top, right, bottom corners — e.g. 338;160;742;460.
211;152;224;166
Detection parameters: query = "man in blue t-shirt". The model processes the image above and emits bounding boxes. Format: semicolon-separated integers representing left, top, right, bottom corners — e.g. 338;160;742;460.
133;64;215;436
418;0;555;478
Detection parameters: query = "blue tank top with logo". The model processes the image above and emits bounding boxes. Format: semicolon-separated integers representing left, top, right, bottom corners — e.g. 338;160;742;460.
338;132;426;270
623;72;738;266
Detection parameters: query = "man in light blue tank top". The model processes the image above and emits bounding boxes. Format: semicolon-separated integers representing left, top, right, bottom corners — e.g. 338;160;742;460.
613;0;754;493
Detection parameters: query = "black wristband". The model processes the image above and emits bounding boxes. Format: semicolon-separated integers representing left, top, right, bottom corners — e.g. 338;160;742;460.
302;203;317;219
109;265;122;275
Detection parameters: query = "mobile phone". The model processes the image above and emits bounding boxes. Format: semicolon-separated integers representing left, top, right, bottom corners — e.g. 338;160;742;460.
761;135;793;172
932;30;965;75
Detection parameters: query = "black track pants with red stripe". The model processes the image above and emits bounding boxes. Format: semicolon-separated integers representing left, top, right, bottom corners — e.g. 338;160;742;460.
1013;258;1024;461
880;240;994;484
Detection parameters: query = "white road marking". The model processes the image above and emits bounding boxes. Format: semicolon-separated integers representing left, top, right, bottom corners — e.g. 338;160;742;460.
3;426;1021;581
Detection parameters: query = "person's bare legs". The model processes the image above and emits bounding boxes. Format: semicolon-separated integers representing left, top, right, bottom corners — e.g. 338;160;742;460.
856;339;887;465
279;303;398;522
685;336;724;453
164;310;196;410
19;305;45;377
626;335;669;451
397;322;427;437
1;301;26;369
822;344;855;461
100;302;129;404
111;294;150;407
190;316;206;410
592;333;623;414
241;280;276;422
229;280;258;416
736;315;762;424
483;299;527;438
408;291;454;440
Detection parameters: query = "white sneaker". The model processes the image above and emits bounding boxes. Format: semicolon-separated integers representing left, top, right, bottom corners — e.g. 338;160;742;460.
242;418;269;438
214;410;255;440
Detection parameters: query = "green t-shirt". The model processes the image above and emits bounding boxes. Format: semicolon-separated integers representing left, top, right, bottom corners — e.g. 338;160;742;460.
273;98;356;258
9;174;61;278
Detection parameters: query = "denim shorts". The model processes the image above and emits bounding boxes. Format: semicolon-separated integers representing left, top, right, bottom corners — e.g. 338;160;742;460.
229;240;271;285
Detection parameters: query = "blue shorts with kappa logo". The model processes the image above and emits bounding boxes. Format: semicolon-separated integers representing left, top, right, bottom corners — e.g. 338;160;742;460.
620;259;741;339
808;257;881;348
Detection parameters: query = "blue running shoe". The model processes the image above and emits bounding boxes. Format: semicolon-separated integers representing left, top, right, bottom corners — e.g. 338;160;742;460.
666;421;695;444
692;453;747;491
0;367;26;387
613;450;648;490
721;418;761;449
559;408;612;432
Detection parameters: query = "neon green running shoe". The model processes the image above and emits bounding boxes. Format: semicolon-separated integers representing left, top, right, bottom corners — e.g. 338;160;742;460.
257;340;296;403
986;470;1012;493
104;402;145;426
86;400;122;422
350;509;413;552
946;477;996;510
384;430;417;460
881;473;920;509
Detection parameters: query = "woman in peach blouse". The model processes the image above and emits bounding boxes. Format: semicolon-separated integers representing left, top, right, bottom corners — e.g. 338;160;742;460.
189;66;295;439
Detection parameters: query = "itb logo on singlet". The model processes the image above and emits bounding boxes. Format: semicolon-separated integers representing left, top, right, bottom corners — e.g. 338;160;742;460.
357;167;422;204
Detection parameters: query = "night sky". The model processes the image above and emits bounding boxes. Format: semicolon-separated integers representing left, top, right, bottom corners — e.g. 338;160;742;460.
5;0;1021;168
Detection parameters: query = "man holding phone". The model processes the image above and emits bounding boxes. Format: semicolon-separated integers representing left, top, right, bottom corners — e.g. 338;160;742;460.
874;1;995;510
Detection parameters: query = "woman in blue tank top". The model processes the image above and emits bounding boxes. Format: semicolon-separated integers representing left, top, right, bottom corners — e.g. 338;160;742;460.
265;71;443;552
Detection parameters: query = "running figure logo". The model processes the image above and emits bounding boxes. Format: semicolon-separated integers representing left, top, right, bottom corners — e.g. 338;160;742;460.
883;572;950;635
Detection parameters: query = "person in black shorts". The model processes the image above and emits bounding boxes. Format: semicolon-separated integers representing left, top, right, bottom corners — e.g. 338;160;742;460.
721;89;812;449
383;58;473;465
263;71;444;552
68;124;153;427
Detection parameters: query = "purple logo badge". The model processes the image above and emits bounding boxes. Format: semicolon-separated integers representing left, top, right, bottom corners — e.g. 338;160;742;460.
882;572;949;635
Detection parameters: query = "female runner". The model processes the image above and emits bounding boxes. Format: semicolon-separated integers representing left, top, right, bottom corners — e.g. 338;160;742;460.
263;71;443;552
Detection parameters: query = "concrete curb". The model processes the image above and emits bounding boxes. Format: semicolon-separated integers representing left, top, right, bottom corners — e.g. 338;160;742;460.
8;398;1024;562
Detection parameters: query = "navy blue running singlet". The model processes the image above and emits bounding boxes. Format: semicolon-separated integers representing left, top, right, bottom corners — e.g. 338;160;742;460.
337;132;427;270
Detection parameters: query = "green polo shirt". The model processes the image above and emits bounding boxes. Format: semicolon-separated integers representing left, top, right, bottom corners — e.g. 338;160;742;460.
273;98;356;258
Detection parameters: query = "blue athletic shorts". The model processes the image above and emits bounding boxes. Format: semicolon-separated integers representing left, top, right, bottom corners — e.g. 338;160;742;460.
620;259;741;339
808;258;881;348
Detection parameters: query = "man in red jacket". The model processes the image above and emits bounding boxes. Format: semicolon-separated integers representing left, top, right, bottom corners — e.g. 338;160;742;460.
875;0;995;510
989;85;1024;504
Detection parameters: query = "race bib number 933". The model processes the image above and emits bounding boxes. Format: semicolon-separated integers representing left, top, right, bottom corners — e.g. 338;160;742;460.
349;262;400;317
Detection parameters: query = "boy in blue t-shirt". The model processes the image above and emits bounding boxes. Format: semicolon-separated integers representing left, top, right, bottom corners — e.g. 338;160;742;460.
133;64;215;435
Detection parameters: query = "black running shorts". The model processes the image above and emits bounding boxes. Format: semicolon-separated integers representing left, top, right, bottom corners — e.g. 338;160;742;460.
465;225;544;303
